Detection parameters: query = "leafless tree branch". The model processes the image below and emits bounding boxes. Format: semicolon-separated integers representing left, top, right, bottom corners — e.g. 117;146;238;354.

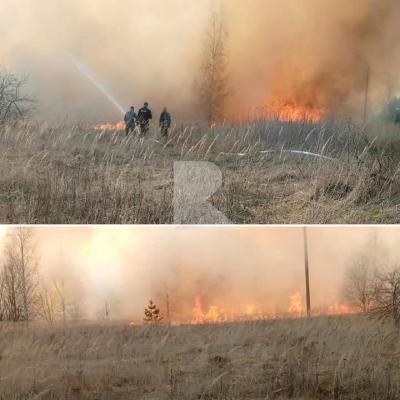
0;71;34;126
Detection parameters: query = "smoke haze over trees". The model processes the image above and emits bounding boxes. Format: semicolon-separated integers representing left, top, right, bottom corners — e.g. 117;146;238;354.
0;227;400;324
1;0;399;122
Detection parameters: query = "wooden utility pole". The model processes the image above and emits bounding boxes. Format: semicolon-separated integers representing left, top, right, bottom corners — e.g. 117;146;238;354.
303;227;311;318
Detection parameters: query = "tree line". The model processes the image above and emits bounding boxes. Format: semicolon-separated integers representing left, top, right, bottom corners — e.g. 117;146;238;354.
6;228;399;326
0;227;167;325
0;227;82;323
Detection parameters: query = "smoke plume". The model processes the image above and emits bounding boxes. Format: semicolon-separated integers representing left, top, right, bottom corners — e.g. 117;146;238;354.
0;0;211;122
224;0;400;119
1;0;399;122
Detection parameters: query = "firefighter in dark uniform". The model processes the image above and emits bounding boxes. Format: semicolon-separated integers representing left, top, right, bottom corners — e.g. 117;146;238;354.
137;102;153;136
159;107;172;142
124;106;137;136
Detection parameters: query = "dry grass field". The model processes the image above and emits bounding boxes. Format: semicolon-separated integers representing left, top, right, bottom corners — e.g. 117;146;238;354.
1;316;399;400
1;120;400;224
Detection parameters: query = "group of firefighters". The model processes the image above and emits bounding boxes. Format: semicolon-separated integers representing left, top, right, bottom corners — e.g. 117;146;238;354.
124;102;172;140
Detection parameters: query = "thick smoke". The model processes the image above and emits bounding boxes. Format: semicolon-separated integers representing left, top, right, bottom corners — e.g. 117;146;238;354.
1;0;399;122
5;226;397;322
224;0;400;119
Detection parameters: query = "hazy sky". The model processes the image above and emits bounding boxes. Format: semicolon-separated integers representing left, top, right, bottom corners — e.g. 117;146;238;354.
1;0;399;123
1;226;398;321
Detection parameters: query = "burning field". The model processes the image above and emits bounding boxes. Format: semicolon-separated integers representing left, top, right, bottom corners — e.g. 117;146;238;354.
1;226;400;398
130;293;355;327
0;225;393;324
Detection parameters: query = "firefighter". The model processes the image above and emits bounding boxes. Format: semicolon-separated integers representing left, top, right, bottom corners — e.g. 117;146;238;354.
137;102;153;136
159;107;172;141
124;106;137;136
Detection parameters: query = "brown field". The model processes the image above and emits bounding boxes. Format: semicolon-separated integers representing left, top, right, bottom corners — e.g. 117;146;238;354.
1;120;400;224
0;316;399;400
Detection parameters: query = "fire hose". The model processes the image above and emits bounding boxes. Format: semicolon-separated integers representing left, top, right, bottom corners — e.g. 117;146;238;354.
232;149;337;161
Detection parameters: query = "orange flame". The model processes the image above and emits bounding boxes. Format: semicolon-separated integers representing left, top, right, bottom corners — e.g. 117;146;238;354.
326;303;355;315
256;101;325;123
190;296;278;325
278;102;325;123
129;293;358;327
186;293;349;325
245;304;257;317
94;121;125;131
288;292;305;317
191;296;228;325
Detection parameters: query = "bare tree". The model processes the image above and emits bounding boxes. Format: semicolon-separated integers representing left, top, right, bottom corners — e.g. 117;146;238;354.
13;228;38;320
369;266;400;326
343;259;374;313
36;281;60;324
344;260;400;326
0;275;6;321
0;257;22;321
156;287;173;325
0;227;39;322
36;277;72;324
0;71;34;126
38;273;87;324
53;278;68;325
198;7;229;126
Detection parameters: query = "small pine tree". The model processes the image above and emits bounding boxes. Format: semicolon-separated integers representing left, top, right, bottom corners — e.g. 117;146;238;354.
144;300;163;323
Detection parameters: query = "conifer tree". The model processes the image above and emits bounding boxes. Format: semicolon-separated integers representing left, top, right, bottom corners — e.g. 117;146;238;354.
144;300;162;323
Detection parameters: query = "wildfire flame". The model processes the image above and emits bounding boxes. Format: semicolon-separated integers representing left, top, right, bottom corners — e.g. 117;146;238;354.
278;103;325;123
288;292;305;317
128;293;357;327
191;296;228;325
258;101;325;123
187;294;356;325
245;304;257;317
94;121;125;131
327;303;354;315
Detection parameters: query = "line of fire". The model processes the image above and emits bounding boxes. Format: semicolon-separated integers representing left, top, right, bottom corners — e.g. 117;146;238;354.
1;226;381;327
